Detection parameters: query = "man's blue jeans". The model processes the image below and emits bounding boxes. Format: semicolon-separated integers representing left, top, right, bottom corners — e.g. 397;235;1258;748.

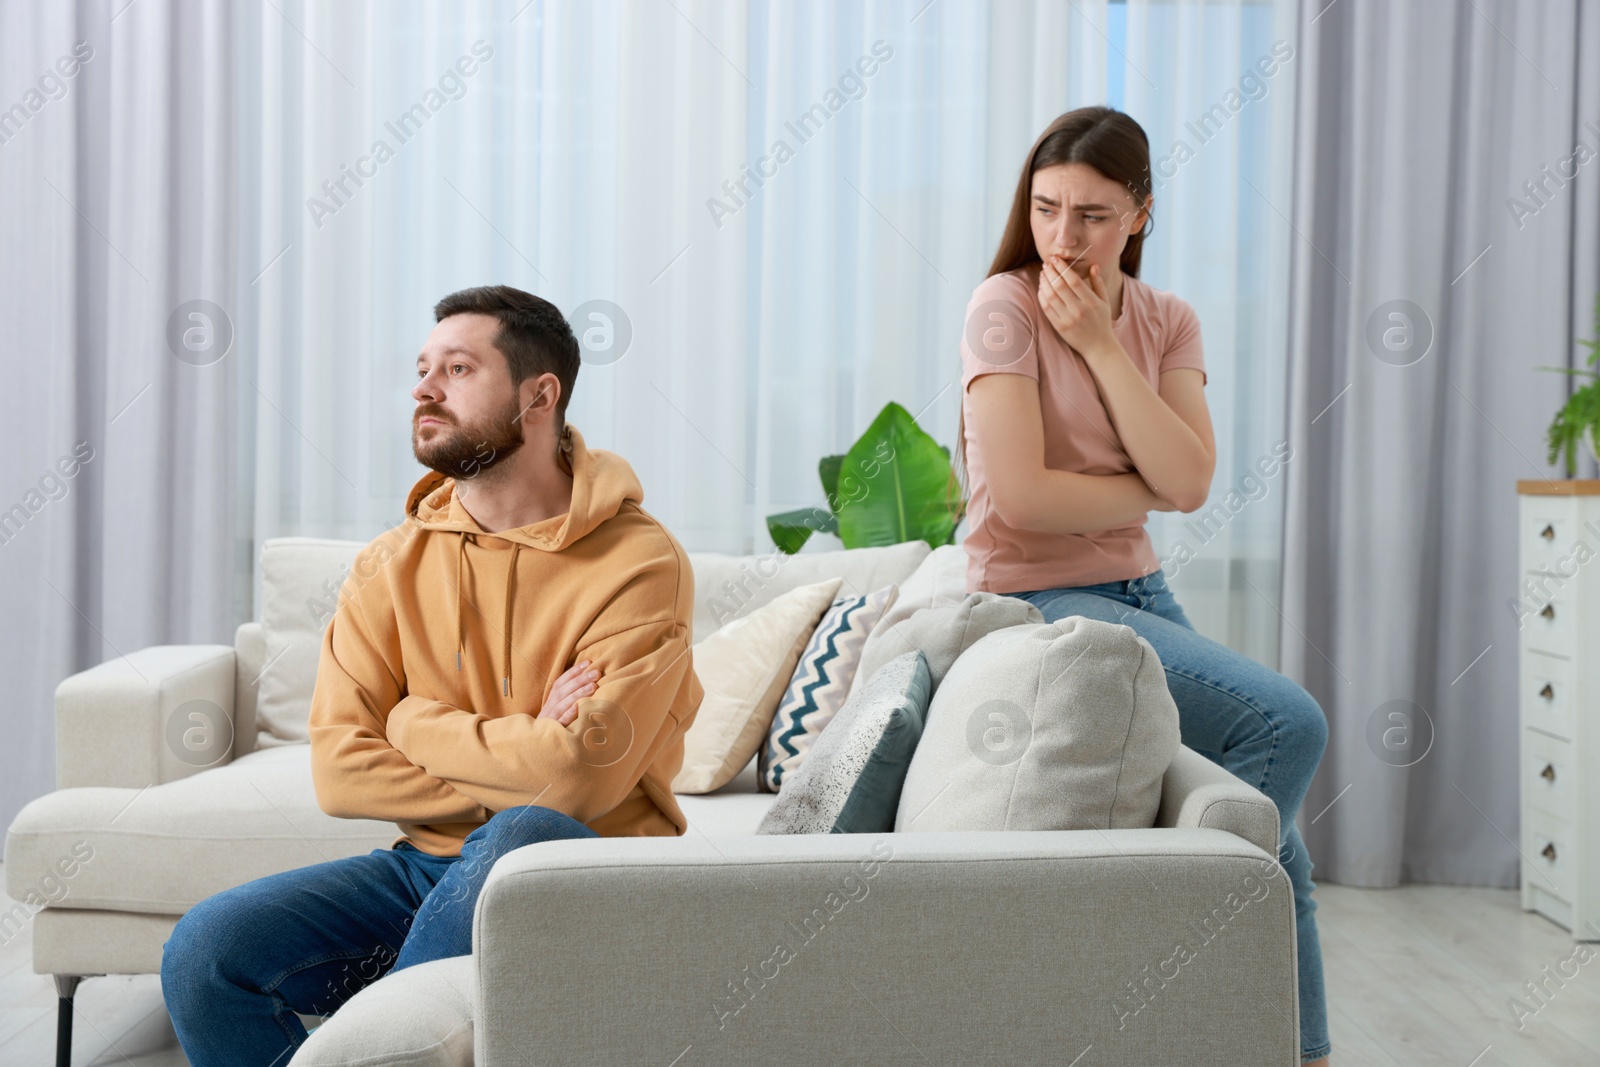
1011;569;1331;1064
160;804;598;1067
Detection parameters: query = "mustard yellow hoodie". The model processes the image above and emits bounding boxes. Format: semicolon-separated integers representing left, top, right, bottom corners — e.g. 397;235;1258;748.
307;423;703;857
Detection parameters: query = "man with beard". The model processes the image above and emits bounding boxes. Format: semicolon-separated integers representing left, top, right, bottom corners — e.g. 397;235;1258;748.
160;286;704;1067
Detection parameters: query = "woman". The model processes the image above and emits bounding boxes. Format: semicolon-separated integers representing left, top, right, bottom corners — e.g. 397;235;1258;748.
957;106;1331;1066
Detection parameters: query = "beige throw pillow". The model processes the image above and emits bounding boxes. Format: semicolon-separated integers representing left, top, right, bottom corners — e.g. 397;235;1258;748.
673;577;843;794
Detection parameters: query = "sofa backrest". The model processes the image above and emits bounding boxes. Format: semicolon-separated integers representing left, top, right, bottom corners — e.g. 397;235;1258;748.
687;540;928;642
244;535;933;747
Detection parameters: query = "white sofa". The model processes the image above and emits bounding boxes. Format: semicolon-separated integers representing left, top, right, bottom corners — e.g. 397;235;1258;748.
6;537;1300;1066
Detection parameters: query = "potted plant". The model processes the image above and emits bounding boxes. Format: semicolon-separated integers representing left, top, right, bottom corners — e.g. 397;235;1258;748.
766;401;967;554
1542;292;1600;476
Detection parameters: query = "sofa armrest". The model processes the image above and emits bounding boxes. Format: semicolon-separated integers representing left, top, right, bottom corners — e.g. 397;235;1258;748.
1155;744;1281;856
475;829;1299;1065
55;645;237;789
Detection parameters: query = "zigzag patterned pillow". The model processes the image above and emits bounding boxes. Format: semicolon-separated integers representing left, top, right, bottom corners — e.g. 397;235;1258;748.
759;583;898;793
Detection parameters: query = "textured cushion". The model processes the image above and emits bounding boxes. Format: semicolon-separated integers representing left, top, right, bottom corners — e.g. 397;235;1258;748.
847;543;968;701
852;591;1043;697
3;744;399;915
288;955;474;1067
688;540;928;642
256;537;364;744
673;579;843;794
758;651;932;835
897;616;1180;832
759;584;898;793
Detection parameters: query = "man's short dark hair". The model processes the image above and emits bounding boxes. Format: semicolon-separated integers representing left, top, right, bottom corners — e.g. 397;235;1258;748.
433;286;580;422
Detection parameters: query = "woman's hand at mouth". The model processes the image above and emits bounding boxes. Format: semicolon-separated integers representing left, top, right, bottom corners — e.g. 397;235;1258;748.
1039;254;1117;359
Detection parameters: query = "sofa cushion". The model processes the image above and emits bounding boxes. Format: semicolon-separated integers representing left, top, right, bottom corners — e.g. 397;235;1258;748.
257;537;364;744
3;744;398;915
688;540;928;642
896;616;1180;832
673;579;842;794
759;583;897;793
675;755;780;835
288;954;474;1067
847;542;968;701
852;591;1043;698
4;737;782;919
758;650;931;835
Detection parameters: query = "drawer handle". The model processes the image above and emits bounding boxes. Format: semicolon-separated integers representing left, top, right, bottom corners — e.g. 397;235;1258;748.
1540;604;1556;621
1540;763;1556;782
1540;524;1556;541
1542;842;1558;862
1540;683;1555;700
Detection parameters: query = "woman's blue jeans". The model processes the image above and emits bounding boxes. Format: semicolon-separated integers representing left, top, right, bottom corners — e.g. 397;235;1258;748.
1011;569;1331;1064
160;804;598;1067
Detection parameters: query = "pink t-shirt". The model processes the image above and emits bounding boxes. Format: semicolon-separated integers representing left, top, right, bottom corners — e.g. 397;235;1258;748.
959;263;1207;594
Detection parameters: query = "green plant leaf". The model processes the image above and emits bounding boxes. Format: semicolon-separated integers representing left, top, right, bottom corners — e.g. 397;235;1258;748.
833;401;963;550
1542;290;1600;476
818;454;844;512
765;507;838;555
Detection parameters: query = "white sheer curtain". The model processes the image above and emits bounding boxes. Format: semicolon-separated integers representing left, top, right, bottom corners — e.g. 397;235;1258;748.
747;0;1111;554
234;0;1297;664
1123;0;1299;667
235;0;753;566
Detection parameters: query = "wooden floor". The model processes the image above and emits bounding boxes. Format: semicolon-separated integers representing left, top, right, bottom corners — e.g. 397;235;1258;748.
2;870;1598;1065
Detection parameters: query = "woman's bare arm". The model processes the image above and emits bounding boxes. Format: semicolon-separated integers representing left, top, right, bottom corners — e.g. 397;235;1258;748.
1080;357;1215;510
967;372;1179;535
1037;260;1216;509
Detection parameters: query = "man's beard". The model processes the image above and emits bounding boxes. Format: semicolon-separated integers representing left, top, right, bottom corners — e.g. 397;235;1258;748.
412;393;526;481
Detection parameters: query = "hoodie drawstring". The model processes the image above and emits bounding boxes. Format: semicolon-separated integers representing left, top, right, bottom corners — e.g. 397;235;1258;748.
455;531;521;699
455;532;466;673
502;543;520;696
421;424;619;703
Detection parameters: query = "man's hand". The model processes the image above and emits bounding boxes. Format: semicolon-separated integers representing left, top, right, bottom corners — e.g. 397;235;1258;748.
538;659;599;727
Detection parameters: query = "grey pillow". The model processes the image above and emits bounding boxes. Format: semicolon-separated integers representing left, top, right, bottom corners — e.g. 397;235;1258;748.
895;616;1179;833
756;651;931;835
853;592;1043;696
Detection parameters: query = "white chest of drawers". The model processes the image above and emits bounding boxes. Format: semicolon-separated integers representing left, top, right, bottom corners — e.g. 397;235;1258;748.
1518;480;1600;939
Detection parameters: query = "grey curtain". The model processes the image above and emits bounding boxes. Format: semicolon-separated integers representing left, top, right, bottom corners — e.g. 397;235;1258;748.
1284;0;1600;887
0;0;239;834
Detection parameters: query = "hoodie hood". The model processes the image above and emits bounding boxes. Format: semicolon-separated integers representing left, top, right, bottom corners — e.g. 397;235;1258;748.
405;422;642;548
402;422;645;697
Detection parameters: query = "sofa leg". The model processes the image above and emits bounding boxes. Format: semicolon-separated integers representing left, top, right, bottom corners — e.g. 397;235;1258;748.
54;975;82;1067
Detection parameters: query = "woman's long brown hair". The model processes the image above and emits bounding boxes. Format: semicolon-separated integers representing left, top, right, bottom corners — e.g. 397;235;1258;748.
950;107;1155;510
